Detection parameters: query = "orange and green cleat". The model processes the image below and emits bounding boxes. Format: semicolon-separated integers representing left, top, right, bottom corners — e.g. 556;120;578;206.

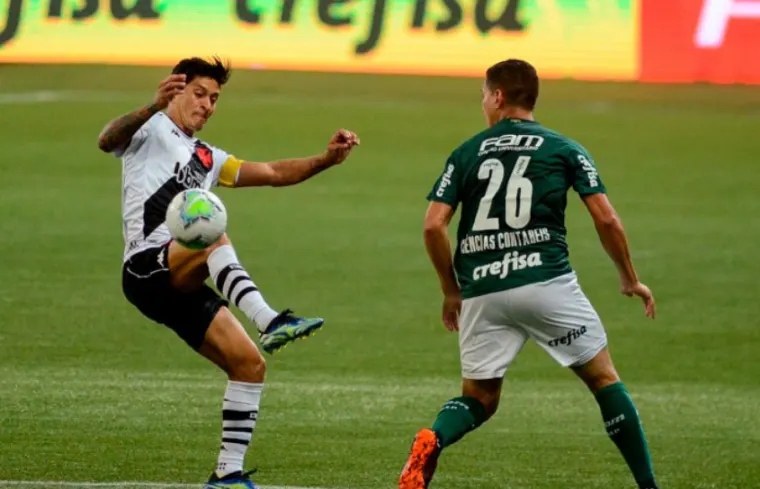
399;428;442;489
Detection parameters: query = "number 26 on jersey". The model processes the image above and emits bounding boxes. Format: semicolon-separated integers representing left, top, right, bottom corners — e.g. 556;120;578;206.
473;156;533;232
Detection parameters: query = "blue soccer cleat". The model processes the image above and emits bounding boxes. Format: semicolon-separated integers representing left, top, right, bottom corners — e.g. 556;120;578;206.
205;469;258;489
259;309;324;354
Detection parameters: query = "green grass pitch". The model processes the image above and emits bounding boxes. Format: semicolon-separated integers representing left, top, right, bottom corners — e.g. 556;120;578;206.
0;64;758;488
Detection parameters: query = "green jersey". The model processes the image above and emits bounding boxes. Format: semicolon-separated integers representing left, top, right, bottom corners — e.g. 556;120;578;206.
427;118;606;299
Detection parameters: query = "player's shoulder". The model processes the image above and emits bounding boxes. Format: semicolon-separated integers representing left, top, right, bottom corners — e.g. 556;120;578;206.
125;112;175;143
147;113;225;156
533;123;591;156
147;112;181;135
194;134;225;154
448;124;504;162
194;136;231;166
115;113;165;158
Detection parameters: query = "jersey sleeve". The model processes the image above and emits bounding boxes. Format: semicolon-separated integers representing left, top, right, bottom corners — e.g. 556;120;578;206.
112;122;152;158
426;153;460;208
210;147;242;188
566;144;606;195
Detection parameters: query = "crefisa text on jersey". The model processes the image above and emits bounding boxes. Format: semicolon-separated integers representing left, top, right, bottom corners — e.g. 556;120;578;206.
463;227;551;281
472;250;543;281
577;154;600;188
435;163;455;198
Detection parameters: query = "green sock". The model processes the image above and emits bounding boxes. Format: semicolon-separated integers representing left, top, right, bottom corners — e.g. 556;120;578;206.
595;382;659;489
431;396;488;448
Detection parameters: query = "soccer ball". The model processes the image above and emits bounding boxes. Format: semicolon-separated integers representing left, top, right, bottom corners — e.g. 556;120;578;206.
166;188;228;249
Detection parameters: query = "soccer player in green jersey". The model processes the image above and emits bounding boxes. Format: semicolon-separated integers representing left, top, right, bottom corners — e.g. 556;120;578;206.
398;59;659;489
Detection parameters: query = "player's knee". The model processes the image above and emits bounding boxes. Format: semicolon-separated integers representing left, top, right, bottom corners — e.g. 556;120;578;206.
203;233;231;257
577;364;619;393
573;348;620;393
479;393;500;419
585;370;619;393
226;350;266;383
462;378;501;419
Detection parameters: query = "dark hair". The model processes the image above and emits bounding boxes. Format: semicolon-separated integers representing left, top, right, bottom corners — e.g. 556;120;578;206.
171;56;231;86
485;59;539;111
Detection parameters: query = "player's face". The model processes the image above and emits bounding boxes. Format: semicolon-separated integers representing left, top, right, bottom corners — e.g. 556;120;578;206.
481;82;501;127
171;76;221;134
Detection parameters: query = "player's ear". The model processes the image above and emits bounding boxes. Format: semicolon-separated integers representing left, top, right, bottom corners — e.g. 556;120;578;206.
494;88;506;108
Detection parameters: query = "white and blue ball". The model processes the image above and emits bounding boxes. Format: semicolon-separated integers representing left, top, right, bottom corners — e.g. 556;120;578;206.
165;188;227;249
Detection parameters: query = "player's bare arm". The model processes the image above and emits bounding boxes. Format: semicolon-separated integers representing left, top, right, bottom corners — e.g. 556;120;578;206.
231;129;360;187
97;74;187;153
582;193;656;318
423;201;461;331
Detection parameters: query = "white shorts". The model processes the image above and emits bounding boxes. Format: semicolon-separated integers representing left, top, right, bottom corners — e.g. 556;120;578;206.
459;272;608;379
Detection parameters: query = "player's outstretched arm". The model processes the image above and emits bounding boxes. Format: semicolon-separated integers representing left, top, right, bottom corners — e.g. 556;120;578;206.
424;201;461;331
232;129;360;187
97;74;186;153
582;193;656;318
97;104;159;153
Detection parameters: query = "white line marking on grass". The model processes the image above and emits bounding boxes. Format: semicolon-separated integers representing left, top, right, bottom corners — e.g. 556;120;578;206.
0;91;138;104
0;91;67;104
0;89;445;111
0;482;328;489
0;483;197;488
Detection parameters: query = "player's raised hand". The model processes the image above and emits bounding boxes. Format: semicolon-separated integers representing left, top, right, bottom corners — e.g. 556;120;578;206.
442;292;462;332
153;74;187;110
621;281;656;319
324;129;360;165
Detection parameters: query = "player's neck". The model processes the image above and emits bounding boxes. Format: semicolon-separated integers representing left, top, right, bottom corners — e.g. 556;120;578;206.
166;109;196;137
497;108;534;122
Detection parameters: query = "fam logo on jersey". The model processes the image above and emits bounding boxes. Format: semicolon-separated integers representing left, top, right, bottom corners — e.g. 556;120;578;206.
436;164;456;197
548;326;588;347
472;250;542;281
478;134;544;156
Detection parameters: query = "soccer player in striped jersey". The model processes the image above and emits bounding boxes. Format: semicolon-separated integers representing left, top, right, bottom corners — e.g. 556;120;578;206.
97;56;359;489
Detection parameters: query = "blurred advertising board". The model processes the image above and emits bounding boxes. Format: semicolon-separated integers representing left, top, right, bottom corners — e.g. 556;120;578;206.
640;0;760;84
1;1;757;84
0;0;636;80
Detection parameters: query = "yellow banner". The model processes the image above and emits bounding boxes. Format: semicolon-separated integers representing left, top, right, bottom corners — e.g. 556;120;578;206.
0;0;637;80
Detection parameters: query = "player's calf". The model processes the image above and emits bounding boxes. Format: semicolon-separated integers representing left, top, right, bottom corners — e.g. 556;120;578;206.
399;378;496;489
200;307;265;483
574;349;660;489
199;307;267;382
427;378;497;450
462;378;502;418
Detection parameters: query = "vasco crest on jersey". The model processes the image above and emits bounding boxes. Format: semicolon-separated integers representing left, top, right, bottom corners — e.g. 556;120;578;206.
174;143;214;188
194;143;214;170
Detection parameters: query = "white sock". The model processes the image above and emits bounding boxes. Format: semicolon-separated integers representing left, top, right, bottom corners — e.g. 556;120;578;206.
216;381;263;477
208;244;278;332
